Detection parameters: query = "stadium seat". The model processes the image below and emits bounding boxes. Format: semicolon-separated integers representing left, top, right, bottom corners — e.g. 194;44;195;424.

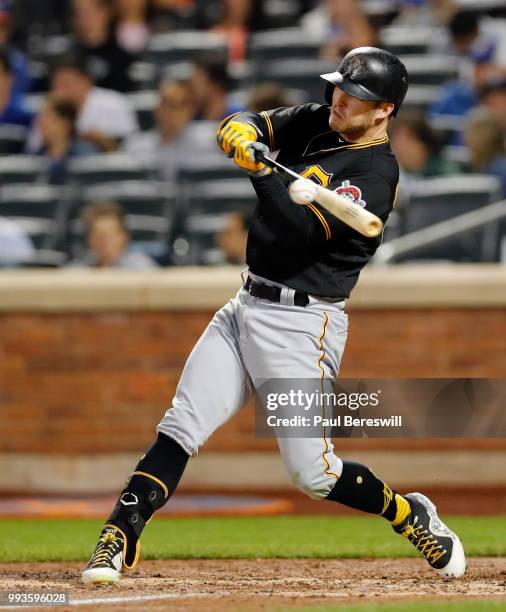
499;222;506;263
186;178;257;215
69;214;171;261
401;175;502;262
145;31;228;65
441;145;469;166
428;115;464;148
185;121;224;152
248;29;321;62
382;210;402;243
25;94;44;114
402;85;441;111
125;214;171;243
253;58;337;104
126;91;158;131
0;124;29;155
181;213;228;265
80;180;176;218
261;0;302;28
129;61;158;91
361;0;399;27
399;55;460;86
69;182;175;259
38;34;72;59
178;157;245;185
68;154;154;186
0;156;47;184
0;184;64;249
379;25;439;55
18;249;68;268
28;60;50;93
405;175;502;232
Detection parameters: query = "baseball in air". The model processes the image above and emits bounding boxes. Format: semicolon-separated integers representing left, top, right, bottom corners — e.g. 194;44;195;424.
288;178;317;205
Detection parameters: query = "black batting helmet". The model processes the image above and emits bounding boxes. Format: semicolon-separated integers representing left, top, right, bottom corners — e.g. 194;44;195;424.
321;47;409;116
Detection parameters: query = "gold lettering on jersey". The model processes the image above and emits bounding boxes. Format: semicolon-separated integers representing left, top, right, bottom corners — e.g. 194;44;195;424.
300;165;332;188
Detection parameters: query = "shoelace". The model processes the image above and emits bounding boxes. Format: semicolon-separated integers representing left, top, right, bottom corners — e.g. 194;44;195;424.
89;531;123;568
402;520;446;565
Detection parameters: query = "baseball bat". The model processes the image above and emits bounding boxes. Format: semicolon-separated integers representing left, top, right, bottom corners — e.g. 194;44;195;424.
256;153;384;238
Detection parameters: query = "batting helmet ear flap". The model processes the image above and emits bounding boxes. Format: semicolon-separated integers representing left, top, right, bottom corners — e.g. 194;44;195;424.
325;81;334;105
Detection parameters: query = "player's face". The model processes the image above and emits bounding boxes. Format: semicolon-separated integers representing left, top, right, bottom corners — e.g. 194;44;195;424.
329;87;389;138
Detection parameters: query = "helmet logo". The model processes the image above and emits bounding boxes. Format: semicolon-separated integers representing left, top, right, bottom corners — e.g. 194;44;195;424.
345;56;366;80
335;180;366;207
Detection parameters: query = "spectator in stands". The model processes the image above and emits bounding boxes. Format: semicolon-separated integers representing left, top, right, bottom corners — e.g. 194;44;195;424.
465;109;506;197
246;82;295;113
49;55;138;152
390;112;460;179
70;201;158;268
72;0;135;92
431;11;506;121
449;11;506;87
125;79;216;182
210;0;252;64
479;77;506;133
300;0;376;60
392;0;455;29
150;0;198;32
0;0;31;96
189;56;241;121
0;216;35;266
33;97;97;184
215;210;250;265
11;0;72;45
115;0;151;53
0;49;32;128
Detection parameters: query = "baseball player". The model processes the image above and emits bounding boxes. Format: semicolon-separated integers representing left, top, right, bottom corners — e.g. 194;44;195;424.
82;47;466;584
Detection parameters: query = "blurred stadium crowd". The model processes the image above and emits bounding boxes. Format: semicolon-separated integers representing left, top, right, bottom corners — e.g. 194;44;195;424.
0;0;505;268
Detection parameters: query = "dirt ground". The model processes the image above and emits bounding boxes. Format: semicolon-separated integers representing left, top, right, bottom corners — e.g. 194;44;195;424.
0;558;505;611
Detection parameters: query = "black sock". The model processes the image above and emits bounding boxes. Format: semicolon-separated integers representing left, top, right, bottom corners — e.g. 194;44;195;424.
326;460;410;524
107;433;189;565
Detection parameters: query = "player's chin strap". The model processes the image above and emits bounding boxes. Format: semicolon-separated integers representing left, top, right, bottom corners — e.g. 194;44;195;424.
107;433;189;567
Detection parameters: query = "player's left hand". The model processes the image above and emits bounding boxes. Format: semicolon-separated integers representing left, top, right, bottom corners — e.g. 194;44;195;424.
234;141;272;175
217;120;257;156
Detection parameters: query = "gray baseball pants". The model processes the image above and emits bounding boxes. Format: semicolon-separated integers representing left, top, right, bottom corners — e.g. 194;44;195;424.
157;273;349;499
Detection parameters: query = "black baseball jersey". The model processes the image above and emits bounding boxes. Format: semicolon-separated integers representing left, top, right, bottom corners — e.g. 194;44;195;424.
226;104;399;298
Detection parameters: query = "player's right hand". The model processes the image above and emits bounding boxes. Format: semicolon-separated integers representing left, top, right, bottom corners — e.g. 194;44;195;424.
233;140;267;173
217;121;258;156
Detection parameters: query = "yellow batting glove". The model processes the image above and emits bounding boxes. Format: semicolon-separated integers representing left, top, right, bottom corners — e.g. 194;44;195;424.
216;120;258;156
234;141;271;174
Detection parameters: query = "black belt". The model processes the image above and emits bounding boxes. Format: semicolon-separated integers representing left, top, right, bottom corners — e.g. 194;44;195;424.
244;276;310;307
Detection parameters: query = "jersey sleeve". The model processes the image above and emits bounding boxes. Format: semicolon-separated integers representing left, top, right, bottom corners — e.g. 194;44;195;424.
307;172;397;241
218;104;322;152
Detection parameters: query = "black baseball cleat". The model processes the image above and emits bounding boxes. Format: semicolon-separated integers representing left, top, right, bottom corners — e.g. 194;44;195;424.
82;524;139;584
394;492;466;578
